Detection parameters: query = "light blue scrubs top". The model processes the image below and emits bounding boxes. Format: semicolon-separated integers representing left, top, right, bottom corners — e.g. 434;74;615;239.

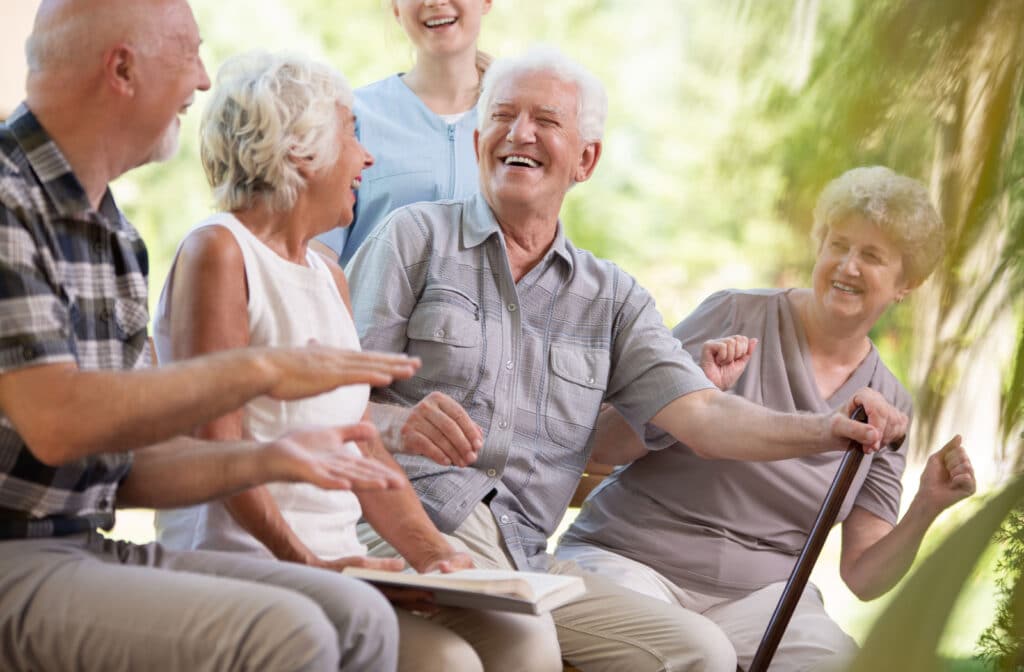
318;74;481;267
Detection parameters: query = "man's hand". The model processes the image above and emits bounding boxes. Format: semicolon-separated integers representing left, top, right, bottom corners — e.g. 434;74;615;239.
699;335;758;390
266;423;408;491
400;392;484;467
419;551;475;574
916;435;976;515
829;388;909;453
259;344;420;401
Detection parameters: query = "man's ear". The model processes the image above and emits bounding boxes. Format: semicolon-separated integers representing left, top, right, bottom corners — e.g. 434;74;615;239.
104;44;136;97
574;141;602;183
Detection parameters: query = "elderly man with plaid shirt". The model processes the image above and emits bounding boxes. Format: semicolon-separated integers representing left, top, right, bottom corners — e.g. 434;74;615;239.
0;2;427;671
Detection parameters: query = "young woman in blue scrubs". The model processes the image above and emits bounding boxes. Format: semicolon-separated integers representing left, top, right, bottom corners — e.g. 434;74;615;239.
318;0;493;266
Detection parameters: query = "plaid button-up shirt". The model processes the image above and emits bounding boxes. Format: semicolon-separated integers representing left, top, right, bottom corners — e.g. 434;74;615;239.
348;193;713;569
0;105;147;538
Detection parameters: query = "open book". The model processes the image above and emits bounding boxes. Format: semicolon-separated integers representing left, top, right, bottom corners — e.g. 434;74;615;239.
341;567;586;615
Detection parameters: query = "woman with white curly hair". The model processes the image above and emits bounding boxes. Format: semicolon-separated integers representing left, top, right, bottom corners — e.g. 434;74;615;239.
153;50;561;672
557;166;977;671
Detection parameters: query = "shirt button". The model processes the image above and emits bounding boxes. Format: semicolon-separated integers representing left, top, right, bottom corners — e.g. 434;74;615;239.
498;420;508;429
98;498;110;510
434;328;445;338
500;515;510;524
486;468;497;477
505;360;513;370
586;376;595;385
507;303;517;312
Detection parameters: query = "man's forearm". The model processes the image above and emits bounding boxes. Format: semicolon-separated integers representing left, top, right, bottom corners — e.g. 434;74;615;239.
652;389;835;461
0;350;274;466
116;436;269;509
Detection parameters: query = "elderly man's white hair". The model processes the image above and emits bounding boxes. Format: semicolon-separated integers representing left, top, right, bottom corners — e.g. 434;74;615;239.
478;45;608;143
200;50;355;212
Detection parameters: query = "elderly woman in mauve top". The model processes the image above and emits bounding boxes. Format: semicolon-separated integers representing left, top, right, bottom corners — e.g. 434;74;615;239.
152;50;561;672
557;166;977;671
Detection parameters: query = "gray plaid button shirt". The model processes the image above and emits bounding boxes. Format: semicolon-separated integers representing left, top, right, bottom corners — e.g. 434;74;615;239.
348;192;713;569
0;105;146;538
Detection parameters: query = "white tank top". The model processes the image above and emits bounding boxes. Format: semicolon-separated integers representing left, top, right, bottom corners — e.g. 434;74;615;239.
153;213;369;560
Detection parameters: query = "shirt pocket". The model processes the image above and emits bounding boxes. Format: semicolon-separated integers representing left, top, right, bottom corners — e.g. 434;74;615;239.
113;297;151;369
545;344;610;449
405;287;482;396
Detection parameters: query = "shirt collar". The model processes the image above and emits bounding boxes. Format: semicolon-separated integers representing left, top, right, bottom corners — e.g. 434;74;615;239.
461;192;575;269
8;103;122;229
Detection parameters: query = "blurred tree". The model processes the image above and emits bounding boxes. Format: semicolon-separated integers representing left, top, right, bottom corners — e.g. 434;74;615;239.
736;0;1024;470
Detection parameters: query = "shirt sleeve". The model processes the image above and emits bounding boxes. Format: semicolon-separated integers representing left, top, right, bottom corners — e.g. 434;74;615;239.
346;208;422;381
852;393;913;525
605;270;714;434
637;290;739;450
671;289;739;359
0;204;75;373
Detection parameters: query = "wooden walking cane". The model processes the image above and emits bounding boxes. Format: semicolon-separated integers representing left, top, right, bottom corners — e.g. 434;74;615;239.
745;405;901;672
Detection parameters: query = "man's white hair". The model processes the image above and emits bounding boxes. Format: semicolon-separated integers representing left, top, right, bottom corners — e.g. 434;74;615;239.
200;51;354;212
478;45;607;143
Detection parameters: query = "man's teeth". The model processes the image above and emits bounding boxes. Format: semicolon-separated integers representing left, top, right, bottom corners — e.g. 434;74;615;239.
504;155;540;168
426;17;457;27
832;281;860;294
351;178;361;190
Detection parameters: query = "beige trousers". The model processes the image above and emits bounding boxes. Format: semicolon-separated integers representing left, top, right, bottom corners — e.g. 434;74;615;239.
360;504;738;672
556;542;858;672
0;531;398;672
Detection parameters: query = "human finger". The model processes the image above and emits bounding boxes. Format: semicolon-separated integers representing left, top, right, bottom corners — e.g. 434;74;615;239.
379;587;439;614
330;456;405;490
401;429;454;466
331;422;380;446
831;413;880;452
404;417;461;466
432;392;483;444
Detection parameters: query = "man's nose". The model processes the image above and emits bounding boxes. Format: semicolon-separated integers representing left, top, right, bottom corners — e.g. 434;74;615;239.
506;115;535;143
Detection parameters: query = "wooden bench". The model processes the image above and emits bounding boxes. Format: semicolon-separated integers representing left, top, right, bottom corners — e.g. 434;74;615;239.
568;460;615;508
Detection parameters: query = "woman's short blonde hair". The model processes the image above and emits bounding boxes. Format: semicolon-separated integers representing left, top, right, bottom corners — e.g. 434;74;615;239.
812;166;945;287
200;51;354;212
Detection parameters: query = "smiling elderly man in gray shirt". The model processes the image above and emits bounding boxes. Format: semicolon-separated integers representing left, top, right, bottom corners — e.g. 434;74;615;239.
346;47;906;672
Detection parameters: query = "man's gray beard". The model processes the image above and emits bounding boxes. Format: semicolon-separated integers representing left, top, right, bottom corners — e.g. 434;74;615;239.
149;121;181;164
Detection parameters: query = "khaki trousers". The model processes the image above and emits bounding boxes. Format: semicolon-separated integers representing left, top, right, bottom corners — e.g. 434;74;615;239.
0;530;398;672
360;504;738;672
556;542;858;672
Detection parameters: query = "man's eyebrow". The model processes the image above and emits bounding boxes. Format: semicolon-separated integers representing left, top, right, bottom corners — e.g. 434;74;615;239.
537;105;564;115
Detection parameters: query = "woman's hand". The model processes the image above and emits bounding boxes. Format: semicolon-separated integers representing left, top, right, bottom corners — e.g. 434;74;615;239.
314;555;440;613
699;335;758;390
916;434;976;515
